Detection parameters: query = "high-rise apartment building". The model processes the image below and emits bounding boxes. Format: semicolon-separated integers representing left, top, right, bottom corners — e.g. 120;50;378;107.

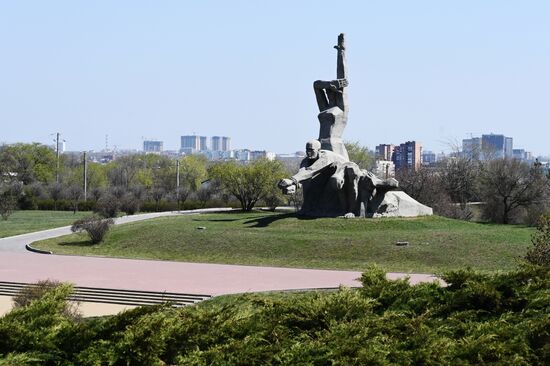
199;136;208;151
421;150;436;166
462;137;482;159
143;140;163;153
211;136;221;151
481;134;513;159
221;136;231;151
210;136;231;151
375;144;395;161
393;141;422;171
180;135;207;154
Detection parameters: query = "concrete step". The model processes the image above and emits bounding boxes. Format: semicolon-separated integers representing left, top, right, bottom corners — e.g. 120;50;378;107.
0;281;211;307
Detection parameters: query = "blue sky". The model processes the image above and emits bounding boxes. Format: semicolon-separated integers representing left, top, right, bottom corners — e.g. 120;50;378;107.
0;1;548;155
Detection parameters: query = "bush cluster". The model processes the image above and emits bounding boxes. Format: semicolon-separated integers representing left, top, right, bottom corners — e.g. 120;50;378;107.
525;214;550;266
71;216;114;244
0;265;548;365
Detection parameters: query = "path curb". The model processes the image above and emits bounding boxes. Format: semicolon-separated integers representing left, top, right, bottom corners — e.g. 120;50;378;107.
25;244;52;255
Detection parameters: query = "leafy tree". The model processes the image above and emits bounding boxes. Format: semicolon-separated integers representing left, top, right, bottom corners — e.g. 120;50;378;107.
209;159;287;211
344;141;374;170
170;155;208;208
0;143;58;184
107;155;145;188
479;158;549;224
0;181;22;220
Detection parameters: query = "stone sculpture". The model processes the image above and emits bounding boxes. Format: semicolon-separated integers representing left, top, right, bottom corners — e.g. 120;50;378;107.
278;33;432;218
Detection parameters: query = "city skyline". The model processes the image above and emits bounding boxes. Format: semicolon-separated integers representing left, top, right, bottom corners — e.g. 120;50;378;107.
1;1;549;155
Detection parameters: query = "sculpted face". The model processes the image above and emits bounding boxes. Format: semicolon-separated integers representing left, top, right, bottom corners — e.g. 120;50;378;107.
305;140;321;160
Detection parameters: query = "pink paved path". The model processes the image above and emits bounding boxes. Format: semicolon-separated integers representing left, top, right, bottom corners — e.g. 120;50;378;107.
0;211;441;296
0;252;367;295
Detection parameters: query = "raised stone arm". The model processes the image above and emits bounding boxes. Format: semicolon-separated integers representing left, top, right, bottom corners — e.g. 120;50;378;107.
313;79;349;91
278;159;337;195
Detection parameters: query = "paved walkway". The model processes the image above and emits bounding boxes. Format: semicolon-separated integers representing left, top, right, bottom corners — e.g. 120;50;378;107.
0;209;441;297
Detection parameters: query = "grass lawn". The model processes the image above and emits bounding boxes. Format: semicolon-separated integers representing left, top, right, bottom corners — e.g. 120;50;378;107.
32;211;534;273
0;210;92;238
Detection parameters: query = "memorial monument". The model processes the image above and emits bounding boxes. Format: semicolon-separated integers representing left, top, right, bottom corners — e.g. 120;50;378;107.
278;33;432;218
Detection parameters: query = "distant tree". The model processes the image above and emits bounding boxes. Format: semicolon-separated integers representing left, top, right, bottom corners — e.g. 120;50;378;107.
48;182;64;210
0;181;22;220
479;158;549;224
438;156;479;208
0;143;58;184
119;192;141;215
65;185;83;214
209;159;287;211
18;182;45;210
94;194;120;218
344;141;374;170
107;155;145;188
150;186;166;211
89;187;104;202
195;183;214;208
396;167;471;220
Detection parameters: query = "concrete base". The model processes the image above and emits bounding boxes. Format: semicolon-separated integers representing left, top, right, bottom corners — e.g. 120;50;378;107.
369;191;433;218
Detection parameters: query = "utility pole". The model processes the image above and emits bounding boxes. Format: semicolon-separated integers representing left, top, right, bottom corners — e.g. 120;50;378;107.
55;132;60;183
83;152;87;201
176;159;180;189
176;159;181;210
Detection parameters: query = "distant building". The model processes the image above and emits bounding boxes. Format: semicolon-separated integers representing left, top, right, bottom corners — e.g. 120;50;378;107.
211;136;231;151
199;136;208;151
180;135;207;154
421;150;436;166
211;136;221;151
143;140;163;153
393;141;422;171
481;134;512;159
221;136;231;151
462;137;482;159
235;149;251;161
375;144;394;161
250;150;276;161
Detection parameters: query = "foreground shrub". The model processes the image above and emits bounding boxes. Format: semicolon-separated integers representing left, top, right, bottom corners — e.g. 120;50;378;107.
0;266;548;365
12;280;81;321
71;216;114;244
525;214;550;266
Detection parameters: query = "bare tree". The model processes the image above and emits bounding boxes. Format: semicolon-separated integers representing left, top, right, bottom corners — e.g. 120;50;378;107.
65;185;83;214
48;182;64;210
438;156;479;208
479;159;549;224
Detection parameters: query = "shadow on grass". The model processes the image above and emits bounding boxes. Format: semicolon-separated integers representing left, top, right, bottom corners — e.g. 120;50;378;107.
244;213;317;228
58;240;96;247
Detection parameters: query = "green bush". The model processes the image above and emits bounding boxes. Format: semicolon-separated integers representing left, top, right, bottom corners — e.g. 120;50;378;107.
0;265;548;365
525;214;550;266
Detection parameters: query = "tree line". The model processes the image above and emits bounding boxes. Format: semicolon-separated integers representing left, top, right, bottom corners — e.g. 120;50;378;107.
1;142;549;224
0;143;291;219
397;155;550;224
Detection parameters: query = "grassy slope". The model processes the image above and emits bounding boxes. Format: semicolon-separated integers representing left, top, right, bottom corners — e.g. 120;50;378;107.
32;211;533;273
0;210;92;238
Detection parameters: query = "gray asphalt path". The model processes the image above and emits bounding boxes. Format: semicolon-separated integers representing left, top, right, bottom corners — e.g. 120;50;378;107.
0;209;442;296
0;208;232;253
